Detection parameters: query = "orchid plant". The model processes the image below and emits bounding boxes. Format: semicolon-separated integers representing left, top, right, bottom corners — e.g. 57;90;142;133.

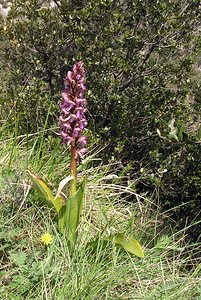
28;62;144;258
28;62;87;247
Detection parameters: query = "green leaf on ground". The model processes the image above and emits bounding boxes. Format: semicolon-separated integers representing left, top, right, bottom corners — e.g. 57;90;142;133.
105;233;144;258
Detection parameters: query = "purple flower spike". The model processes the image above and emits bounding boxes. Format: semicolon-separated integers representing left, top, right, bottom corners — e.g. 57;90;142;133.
59;61;87;158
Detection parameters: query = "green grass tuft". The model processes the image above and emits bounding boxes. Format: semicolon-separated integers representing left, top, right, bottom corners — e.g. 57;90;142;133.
0;131;200;300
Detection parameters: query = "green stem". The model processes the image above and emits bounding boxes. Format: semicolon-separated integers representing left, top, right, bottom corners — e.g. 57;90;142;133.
70;145;77;196
69;145;77;249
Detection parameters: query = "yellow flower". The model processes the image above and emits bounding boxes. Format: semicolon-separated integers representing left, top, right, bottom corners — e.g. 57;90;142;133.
40;233;53;246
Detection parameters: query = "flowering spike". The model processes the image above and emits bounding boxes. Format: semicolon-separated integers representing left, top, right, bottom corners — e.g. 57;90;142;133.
59;61;87;158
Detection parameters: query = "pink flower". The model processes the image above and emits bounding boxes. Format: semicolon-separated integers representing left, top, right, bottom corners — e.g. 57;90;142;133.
78;136;87;147
59;61;87;157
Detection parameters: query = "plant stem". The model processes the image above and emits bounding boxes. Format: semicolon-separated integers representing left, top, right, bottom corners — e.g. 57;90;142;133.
69;145;78;248
70;145;77;196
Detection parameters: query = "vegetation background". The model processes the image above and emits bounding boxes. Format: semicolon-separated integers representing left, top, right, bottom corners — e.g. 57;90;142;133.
0;0;200;299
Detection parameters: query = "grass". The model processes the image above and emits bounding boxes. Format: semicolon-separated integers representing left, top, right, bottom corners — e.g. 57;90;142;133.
0;128;200;300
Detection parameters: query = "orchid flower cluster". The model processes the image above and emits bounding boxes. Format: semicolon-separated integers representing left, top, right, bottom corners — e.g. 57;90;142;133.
60;61;87;158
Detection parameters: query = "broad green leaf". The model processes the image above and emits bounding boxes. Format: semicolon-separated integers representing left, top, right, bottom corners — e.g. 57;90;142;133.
121;236;144;258
27;170;54;201
58;204;66;234
66;192;79;244
52;196;64;213
66;178;86;245
27;170;63;213
76;177;86;226
104;233;144;258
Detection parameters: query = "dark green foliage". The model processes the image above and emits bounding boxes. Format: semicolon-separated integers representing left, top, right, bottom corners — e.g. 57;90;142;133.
0;0;200;241
137;129;201;242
